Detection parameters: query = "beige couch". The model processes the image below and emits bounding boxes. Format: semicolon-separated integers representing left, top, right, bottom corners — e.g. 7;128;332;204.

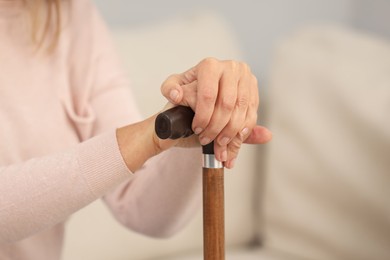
62;12;390;260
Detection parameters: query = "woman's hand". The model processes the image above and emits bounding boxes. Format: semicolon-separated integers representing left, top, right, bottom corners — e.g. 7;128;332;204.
160;58;272;169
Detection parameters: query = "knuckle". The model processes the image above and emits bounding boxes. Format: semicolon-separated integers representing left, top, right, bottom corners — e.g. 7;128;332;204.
229;137;242;152
244;62;251;72
200;89;216;104
226;60;238;71
226;60;248;75
236;95;249;109
220;97;235;111
200;57;219;68
183;68;196;83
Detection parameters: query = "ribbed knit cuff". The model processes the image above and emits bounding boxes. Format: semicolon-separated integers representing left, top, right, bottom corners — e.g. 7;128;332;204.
77;131;133;198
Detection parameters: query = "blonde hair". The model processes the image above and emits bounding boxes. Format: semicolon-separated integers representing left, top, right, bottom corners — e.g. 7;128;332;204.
25;0;62;52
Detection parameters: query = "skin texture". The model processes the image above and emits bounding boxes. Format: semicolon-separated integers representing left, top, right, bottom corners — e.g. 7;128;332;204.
117;57;272;171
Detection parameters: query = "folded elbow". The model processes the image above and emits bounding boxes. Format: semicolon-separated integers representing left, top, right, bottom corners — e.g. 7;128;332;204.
123;217;184;239
147;223;182;239
0;230;24;244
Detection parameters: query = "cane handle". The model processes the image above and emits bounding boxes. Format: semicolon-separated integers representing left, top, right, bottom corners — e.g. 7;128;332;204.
155;105;194;140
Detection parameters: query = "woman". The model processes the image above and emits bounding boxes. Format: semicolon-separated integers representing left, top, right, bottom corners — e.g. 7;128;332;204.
0;0;272;259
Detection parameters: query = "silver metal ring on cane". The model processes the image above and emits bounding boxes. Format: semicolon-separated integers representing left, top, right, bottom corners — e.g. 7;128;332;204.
203;154;223;169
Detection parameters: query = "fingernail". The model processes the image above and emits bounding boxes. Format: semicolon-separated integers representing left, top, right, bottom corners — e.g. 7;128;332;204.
170;89;179;102
241;127;249;136
221;150;227;162
200;137;210;145
194;127;203;135
219;137;229;146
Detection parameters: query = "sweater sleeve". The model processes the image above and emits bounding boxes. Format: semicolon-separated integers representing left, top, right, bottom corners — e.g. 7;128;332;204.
0;132;132;243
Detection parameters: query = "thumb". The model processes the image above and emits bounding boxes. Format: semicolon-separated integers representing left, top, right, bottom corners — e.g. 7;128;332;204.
244;125;273;144
161;74;185;104
161;78;198;111
161;67;197;104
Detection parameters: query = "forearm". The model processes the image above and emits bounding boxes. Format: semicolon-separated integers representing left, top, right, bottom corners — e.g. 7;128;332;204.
0;132;131;243
104;146;203;238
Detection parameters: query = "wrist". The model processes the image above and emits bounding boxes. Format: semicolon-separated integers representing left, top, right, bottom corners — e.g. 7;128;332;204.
116;116;159;172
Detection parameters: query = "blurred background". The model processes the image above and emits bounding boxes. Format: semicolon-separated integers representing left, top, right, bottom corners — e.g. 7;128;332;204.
94;0;390;85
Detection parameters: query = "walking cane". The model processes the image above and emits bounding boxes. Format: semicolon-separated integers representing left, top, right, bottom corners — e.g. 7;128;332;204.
155;105;225;260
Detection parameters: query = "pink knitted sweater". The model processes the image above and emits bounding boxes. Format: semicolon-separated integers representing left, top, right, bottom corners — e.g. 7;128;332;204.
0;0;202;259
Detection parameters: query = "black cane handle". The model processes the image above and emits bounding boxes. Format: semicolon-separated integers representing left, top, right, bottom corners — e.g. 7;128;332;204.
155;106;195;140
155;106;215;154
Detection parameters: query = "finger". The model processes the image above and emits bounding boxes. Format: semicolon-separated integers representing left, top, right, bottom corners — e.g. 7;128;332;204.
223;125;252;169
224;74;259;168
236;72;260;141
199;67;238;145
217;130;273;166
191;58;222;136
216;70;250;146
213;142;228;163
224;132;244;169
244;125;273;144
179;81;198;110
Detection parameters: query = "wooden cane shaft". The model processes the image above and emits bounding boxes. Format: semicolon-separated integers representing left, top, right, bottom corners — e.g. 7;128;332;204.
203;168;225;260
